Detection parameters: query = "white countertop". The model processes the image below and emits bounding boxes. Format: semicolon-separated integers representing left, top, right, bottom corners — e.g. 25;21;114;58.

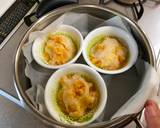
0;0;15;17
138;1;160;59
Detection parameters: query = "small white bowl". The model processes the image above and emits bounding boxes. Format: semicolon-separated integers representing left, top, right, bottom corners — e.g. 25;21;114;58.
32;24;83;69
82;26;138;74
45;64;107;126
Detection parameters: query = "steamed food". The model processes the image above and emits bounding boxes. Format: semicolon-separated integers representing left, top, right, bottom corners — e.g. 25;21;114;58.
43;33;77;65
90;36;128;70
57;73;99;121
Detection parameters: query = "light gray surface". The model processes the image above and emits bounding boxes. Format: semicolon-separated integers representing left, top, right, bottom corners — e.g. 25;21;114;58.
0;21;47;128
0;97;46;128
0;0;159;128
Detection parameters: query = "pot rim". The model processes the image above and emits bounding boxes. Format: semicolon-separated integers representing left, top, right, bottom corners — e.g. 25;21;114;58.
14;4;156;128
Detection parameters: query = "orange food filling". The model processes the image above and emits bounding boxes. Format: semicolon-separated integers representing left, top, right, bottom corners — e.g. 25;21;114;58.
43;34;76;65
57;74;99;119
90;36;128;70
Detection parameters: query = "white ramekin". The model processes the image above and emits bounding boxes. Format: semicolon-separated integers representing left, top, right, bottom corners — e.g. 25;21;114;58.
82;26;138;74
45;64;107;126
32;24;83;69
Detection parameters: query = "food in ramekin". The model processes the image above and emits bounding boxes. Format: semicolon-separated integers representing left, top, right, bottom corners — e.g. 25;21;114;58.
57;73;99;121
43;33;77;65
89;36;128;70
82;26;138;74
32;25;83;69
45;64;107;126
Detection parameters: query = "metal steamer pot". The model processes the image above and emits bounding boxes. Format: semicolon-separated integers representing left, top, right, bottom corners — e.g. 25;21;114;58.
3;4;157;128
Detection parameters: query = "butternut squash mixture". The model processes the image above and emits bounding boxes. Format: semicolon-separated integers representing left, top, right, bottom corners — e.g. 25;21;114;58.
57;74;99;119
90;36;128;70
43;34;77;65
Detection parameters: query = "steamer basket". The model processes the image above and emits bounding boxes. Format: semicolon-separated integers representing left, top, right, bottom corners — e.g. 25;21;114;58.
2;4;156;128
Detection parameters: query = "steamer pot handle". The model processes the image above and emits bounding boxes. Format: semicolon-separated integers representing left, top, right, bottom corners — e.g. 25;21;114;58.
134;118;144;128
0;89;24;108
24;0;78;26
133;0;144;20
